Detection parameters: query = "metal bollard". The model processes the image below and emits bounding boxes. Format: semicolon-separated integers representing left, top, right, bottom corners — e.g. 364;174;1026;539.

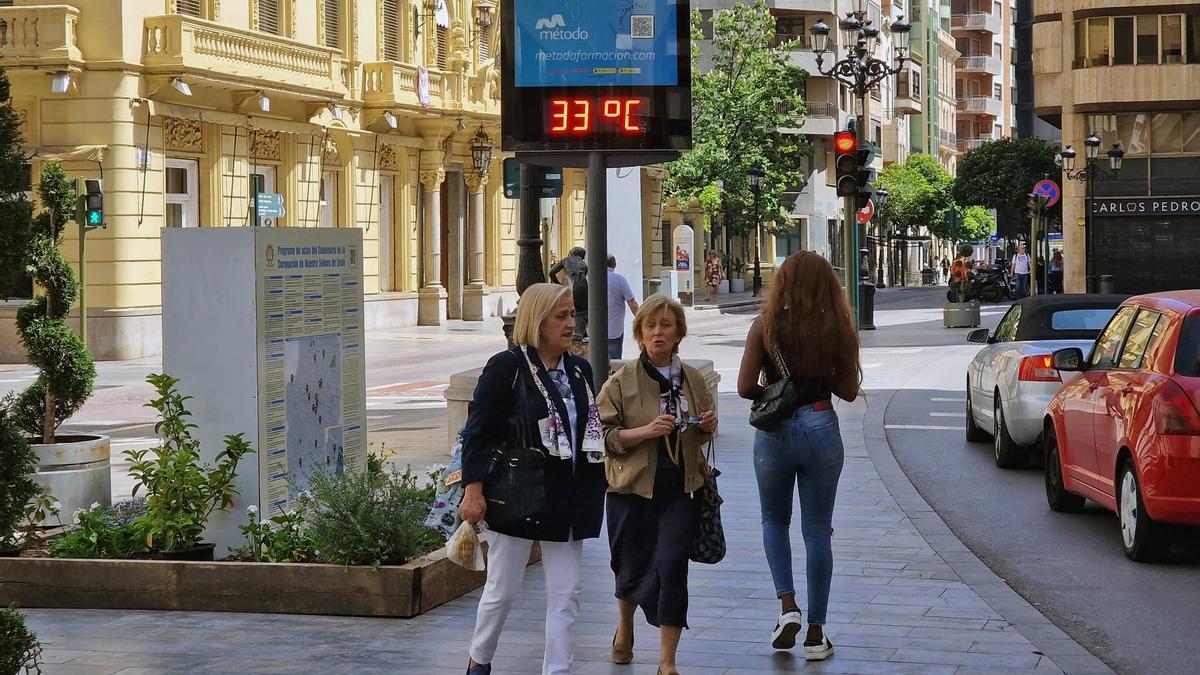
1099;274;1115;294
859;278;877;330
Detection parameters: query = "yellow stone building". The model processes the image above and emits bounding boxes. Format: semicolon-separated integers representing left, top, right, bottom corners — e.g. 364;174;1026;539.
0;0;670;361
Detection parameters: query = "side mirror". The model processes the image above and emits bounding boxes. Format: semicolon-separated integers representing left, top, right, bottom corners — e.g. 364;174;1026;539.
967;328;991;344
1052;348;1085;372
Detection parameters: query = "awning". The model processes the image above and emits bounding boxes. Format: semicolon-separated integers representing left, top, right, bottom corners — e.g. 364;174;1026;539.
27;145;107;163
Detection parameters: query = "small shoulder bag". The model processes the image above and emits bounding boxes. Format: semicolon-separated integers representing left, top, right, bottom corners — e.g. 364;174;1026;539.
689;440;726;565
749;340;801;431
482;358;550;532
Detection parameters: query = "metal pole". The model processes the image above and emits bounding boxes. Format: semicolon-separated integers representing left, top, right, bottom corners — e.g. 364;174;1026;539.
586;152;610;387
78;221;87;349
752;186;762;297
1085;163;1095;293
503;161;547;347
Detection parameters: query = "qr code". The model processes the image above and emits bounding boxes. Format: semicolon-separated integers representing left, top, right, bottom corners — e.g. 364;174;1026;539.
631;14;655;39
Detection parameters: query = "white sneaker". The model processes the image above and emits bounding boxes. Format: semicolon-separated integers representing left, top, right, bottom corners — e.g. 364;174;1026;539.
803;634;835;661
770;610;804;649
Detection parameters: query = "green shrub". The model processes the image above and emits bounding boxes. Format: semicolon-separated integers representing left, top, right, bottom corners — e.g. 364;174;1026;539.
0;604;42;675
126;374;254;552
0;403;38;548
49;500;149;559
306;468;445;567
231;501;314;563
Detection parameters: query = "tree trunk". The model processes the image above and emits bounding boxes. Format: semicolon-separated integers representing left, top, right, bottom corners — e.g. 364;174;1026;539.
43;249;55;445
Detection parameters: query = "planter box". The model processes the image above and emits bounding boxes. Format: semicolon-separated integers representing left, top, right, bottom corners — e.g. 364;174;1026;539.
730;278;746;293
944;302;982;328
717;280;730;295
0;545;540;618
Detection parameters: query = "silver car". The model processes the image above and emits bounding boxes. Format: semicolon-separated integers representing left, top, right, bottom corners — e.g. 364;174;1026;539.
965;294;1125;468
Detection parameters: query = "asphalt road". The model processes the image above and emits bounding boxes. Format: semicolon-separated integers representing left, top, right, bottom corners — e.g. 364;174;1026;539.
882;304;1200;675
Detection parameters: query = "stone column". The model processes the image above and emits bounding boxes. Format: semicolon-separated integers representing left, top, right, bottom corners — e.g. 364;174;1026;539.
418;167;447;326
446;174;465;320
463;170;490;321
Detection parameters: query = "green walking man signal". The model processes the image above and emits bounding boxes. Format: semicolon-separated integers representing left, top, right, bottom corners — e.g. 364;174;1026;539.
75;178;105;230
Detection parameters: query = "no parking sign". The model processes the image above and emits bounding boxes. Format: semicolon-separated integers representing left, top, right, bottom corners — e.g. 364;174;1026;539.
1032;179;1060;208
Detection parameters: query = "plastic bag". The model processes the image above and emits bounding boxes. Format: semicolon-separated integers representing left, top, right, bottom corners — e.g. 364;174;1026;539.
424;434;465;538
446;521;485;571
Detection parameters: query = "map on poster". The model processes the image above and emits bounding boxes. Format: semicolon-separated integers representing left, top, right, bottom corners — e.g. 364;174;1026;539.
259;236;365;514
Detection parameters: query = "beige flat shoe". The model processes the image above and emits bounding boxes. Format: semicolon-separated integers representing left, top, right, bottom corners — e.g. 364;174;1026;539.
656;668;680;675
612;628;633;665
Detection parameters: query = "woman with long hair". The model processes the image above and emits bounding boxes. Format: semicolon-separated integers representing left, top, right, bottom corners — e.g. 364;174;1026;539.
736;251;861;661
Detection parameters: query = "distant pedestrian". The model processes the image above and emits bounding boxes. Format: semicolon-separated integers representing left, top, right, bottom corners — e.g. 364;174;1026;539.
737;251;861;661
704;249;724;302
549;247;589;337
1048;250;1065;294
1010;243;1031;298
940;257;950;284
606;255;639;360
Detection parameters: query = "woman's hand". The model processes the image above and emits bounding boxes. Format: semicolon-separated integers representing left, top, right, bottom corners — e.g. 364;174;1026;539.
698;410;718;433
459;482;486;525
642;414;677;440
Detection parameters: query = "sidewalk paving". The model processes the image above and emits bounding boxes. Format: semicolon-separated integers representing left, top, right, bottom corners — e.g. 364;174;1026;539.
24;392;1111;674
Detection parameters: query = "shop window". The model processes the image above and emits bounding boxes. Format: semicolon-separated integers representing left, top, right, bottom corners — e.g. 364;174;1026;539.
1161;15;1183;63
250;166;278;225
1183;113;1200;154
1087;17;1110;67
1136;15;1158;65
165;159;199;228
1152;113;1184;154
1113;17;1135;65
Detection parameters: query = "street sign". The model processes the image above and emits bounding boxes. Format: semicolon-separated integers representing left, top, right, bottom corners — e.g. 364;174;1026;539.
255;192;285;218
856;198;874;225
502;158;563;199
1032;179;1060;208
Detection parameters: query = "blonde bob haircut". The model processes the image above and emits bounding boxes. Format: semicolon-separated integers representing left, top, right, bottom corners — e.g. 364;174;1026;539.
633;294;688;354
512;282;573;349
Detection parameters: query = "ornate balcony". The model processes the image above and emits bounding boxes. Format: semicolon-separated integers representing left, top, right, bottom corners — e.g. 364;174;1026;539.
143;15;347;97
361;61;500;116
0;5;83;69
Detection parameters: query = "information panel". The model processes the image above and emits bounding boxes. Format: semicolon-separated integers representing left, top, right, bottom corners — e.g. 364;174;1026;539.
501;0;692;153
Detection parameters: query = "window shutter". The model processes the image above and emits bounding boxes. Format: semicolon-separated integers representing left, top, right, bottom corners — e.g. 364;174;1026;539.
382;0;400;61
437;25;448;69
176;0;201;17
477;24;491;65
259;0;280;34
325;0;341;50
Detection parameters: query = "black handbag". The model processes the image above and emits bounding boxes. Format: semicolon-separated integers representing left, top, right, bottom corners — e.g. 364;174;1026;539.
749;341;801;431
483;367;550;532
690;441;726;564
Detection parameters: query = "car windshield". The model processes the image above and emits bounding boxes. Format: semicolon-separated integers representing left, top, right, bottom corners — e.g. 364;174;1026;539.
1050;308;1118;332
1176;316;1200;377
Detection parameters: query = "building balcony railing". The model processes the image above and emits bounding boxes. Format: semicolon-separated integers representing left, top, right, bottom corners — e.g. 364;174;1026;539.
957;135;995;152
956;55;1002;75
771;33;812;51
803;101;837;118
938;129;958;149
362;61;476;113
143;15;347;96
951;13;1003;35
895;94;922;114
957;96;1004;117
0;5;83;68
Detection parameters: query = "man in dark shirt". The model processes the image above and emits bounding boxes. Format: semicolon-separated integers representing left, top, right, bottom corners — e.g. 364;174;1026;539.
549;247;588;337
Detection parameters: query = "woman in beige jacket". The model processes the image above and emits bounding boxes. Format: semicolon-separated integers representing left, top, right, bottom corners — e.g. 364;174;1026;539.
597;294;719;675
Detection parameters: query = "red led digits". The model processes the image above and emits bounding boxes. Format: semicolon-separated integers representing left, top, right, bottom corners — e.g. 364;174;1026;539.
548;98;646;135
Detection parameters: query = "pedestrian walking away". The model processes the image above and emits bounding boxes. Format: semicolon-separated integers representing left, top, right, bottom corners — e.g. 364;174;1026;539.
737;251;862;662
457;283;608;675
704;249;724;302
1048;250;1064;294
597;294;719;675
1010;242;1032;298
549;247;589;337
606;254;639;360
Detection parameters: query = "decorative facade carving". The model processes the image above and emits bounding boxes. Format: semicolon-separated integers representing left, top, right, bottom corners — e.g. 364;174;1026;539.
289;0;297;37
317;0;326;48
378;144;399;172
163;116;203;152
322;135;340;163
250;130;281;161
419;168;446;191
464;170;489;193
212;0;221;21
448;18;470;71
250;0;260;30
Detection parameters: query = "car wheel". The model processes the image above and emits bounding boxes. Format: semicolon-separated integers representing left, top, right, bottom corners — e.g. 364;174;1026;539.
1044;426;1085;513
993;398;1023;469
965;385;988;442
1118;459;1168;562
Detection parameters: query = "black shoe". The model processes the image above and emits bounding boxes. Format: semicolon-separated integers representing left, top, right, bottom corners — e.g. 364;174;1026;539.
466;662;492;675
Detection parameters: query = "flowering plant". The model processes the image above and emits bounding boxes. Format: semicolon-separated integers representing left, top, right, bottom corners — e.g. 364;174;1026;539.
49;499;149;559
232;500;315;563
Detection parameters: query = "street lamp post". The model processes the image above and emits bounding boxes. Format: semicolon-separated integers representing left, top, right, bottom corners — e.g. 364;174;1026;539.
747;166;765;297
874;187;889;286
1060;134;1124;293
811;10;910;322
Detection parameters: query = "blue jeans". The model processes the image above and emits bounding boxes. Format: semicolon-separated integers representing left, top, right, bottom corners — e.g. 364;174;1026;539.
607;335;623;360
1015;273;1030;298
753;404;844;625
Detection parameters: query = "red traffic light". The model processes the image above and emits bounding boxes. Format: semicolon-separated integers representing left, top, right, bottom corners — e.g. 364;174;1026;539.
834;131;857;155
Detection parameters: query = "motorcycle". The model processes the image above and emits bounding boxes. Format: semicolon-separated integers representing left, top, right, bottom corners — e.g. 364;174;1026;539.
946;263;1016;303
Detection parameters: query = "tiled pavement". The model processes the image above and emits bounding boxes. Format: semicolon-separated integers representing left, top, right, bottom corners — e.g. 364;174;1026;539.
24;392;1112;674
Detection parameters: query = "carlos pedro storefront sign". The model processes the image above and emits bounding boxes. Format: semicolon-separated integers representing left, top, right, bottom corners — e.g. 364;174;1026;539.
1092;197;1200;216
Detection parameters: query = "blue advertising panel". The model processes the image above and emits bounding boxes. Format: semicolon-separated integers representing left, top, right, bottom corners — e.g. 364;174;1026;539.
514;0;680;88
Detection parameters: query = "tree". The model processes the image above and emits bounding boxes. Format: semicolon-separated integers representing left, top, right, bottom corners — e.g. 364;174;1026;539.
664;1;810;239
876;153;954;237
953;137;1059;212
0;70;96;443
960;205;996;242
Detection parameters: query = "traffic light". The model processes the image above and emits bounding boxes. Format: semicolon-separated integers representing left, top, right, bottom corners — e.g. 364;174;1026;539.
75;178;104;229
856;141;877;210
834;131;859;197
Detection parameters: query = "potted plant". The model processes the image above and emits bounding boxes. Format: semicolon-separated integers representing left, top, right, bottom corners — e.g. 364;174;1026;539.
125;374;254;560
730;258;747;293
944;244;982;328
0;73;106;524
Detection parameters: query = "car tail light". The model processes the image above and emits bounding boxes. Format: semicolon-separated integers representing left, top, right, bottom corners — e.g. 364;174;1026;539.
1019;355;1061;382
1153;380;1200;435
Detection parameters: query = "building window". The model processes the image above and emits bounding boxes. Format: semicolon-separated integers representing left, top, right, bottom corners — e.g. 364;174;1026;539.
1162;15;1184;63
993;82;1002;98
379;178;394;291
319;171;338;228
1087;17;1110;66
176;0;202;17
250;166;278;225
382;0;401;61
1114;17;1135;65
165;159;199;228
1152;113;1184;154
437;25;449;69
1137;15;1158;65
699;10;714;40
259;0;281;34
324;0;342;50
1189;14;1200;64
476;22;491;65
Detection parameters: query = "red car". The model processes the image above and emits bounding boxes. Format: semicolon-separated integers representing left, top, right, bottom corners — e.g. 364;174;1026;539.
1045;291;1200;561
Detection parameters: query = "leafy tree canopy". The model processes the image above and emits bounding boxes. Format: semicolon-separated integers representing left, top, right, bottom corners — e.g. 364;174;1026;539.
664;1;810;238
953;137;1060;212
956;205;997;242
877;153;955;237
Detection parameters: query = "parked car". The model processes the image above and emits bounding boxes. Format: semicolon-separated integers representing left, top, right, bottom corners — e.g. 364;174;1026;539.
1045;291;1200;561
966;294;1126;468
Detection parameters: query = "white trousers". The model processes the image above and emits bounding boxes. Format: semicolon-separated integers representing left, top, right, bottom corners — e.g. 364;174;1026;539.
469;532;584;675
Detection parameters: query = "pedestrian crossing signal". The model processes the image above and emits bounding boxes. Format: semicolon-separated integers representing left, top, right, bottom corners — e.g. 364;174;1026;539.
75;178;104;229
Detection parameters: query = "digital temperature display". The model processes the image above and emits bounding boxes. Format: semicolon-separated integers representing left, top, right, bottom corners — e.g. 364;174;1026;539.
548;98;644;134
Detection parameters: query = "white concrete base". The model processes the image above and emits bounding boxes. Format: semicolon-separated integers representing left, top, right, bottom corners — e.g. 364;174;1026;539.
445;358;722;448
0;303;162;363
417;286;448;326
462;283;488;321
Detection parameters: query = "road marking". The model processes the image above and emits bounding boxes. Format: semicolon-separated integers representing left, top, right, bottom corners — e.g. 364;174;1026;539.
97;422;156;434
931;397;967;403
930;412;966;418
885;424;961;431
110;438;160;447
0;377;34;383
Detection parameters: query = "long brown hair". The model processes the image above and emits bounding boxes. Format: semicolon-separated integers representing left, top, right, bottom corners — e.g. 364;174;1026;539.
762;251;861;385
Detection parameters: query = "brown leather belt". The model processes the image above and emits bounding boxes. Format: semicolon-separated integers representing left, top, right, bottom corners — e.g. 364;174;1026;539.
811;400;833;412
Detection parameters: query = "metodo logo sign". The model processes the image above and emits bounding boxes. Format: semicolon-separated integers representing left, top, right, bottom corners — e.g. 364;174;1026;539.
535;14;589;40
